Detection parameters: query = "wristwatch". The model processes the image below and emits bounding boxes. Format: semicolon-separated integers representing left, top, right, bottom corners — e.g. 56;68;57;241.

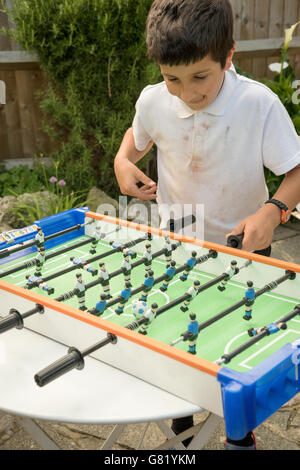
264;199;291;224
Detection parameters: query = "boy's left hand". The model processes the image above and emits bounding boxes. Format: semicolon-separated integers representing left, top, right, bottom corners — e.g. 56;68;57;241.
226;204;281;252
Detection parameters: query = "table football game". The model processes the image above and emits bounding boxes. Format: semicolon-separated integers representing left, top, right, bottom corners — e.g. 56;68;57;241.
0;207;300;442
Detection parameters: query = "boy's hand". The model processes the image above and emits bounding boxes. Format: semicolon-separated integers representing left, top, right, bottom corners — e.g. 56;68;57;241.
114;158;157;201
226;204;281;252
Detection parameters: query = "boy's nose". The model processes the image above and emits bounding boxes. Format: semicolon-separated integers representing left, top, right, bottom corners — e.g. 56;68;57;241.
180;85;198;104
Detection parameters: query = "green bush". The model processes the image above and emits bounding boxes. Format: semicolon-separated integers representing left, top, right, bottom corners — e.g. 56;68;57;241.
0;164;44;197
1;0;160;198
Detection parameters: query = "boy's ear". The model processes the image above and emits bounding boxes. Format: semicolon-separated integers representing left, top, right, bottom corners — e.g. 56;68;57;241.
225;44;236;70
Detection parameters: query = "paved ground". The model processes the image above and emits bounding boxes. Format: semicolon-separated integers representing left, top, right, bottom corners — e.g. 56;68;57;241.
1;217;300;451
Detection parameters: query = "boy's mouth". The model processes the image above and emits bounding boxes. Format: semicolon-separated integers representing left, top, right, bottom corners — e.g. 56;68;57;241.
190;96;206;105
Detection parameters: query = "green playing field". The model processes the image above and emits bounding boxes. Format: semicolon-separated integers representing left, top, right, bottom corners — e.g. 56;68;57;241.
1;234;299;374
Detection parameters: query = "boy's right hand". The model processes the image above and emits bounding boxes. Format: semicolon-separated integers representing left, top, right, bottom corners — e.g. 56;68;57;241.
114;158;157;201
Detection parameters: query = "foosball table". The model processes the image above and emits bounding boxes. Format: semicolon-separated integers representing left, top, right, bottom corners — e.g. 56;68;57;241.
0;207;299;448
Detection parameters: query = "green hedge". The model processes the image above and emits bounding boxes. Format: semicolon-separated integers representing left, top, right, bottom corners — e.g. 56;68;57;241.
1;0;160;198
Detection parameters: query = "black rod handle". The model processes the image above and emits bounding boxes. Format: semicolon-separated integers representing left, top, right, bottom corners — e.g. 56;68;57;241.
34;347;84;387
0;309;23;333
227;234;244;249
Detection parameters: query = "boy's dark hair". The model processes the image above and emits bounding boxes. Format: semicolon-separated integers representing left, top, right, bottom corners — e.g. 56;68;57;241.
146;0;234;68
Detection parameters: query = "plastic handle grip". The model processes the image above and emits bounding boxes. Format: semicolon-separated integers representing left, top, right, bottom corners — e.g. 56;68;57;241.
34;347;84;387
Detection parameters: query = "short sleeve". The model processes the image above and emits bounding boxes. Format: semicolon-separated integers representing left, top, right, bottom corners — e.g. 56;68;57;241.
263;98;300;175
132;87;153;151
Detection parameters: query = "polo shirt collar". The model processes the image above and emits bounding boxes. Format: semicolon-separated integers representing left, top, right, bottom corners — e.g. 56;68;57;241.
173;64;237;119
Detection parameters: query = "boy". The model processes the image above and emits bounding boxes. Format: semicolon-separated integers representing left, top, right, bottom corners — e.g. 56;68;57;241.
114;0;300;449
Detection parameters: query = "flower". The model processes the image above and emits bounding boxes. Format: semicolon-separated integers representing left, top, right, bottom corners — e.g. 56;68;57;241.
284;22;300;51
58;179;66;186
49;176;57;183
269;62;289;73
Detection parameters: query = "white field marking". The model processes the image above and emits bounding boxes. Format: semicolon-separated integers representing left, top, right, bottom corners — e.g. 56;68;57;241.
12;255;70;281
188;272;298;306
239;329;300;370
12;244;101;284
0;238;89;273
13;256;77;286
223;331;249;355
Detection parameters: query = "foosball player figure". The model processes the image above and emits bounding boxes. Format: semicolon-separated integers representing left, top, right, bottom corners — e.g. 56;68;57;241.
138;303;159;335
75;273;86;311
143;243;153;277
217;260;238;292
25;274;54;295
123;247;137;259
164;235;172;268
139;270;155;302
115;281;132;315
243;281;256;321
180;251;197;281
122;253;132;286
89;225;104;254
33;247;46;277
187;313;199;355
70;257;98;276
98;262;111;299
35;227;45;253
94;293;107;316
180;280;201;312
248;322;287;337
160;260;176;292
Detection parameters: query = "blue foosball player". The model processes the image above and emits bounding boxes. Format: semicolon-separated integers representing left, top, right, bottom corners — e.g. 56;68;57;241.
243;281;256;321
70;257;98;276
248;322;287;337
180;251;197;281
160;260;176;291
115;281;132;315
139;270;155;301
187;313;199;355
26;274;54;295
94;293;107;316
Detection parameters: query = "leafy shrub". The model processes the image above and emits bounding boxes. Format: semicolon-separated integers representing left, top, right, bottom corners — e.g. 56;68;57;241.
1;0;159;199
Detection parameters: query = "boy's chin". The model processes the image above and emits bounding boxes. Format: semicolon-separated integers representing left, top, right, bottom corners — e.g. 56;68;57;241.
187;96;207;110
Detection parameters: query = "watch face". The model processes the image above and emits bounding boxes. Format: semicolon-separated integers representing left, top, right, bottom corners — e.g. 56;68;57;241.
282;210;291;224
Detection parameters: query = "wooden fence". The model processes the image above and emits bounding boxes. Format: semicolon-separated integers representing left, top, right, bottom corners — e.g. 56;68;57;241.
0;0;300;162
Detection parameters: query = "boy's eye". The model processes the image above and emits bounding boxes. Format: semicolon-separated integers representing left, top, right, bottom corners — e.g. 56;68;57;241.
195;76;207;80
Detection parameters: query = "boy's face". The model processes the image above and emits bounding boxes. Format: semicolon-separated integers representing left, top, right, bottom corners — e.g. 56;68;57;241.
160;49;235;111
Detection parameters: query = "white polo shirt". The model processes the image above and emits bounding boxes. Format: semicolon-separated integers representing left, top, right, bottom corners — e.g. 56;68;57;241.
132;66;300;245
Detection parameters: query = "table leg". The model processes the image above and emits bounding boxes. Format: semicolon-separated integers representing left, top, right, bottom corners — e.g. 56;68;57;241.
187;413;222;450
99;424;126;450
16;416;60;450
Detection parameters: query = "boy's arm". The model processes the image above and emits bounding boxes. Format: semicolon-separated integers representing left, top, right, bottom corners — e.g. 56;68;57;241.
228;164;300;252
114;127;157;200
